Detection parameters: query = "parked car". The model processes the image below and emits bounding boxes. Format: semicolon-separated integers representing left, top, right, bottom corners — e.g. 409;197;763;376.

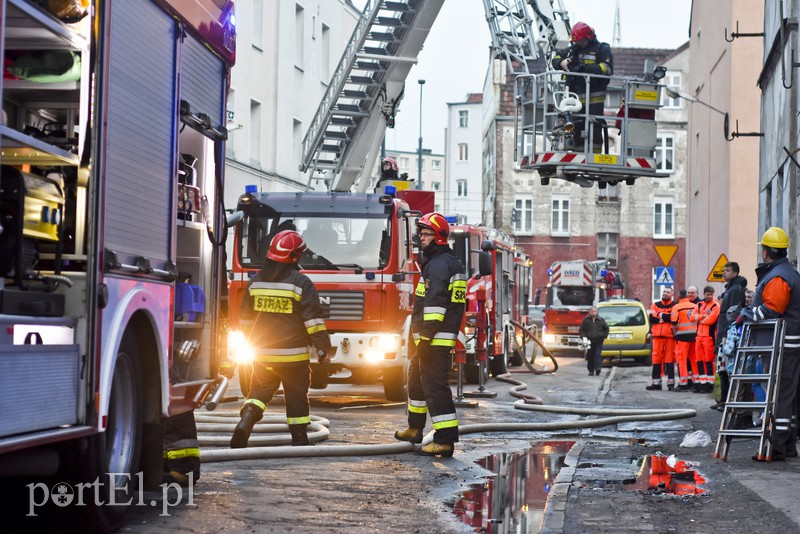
527;304;545;332
596;299;651;365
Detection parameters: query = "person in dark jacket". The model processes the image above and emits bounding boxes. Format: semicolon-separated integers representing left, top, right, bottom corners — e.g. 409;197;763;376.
232;230;332;448
551;21;613;149
579;306;609;376
750;227;800;461
394;213;466;458
711;262;748;411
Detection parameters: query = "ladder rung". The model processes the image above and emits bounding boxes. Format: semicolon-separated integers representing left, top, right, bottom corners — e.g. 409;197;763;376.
313;160;337;167
382;2;412;12
362;46;388;56
377;16;403;27
331;108;369;118
342;89;369;99
356;61;383;71
329;117;355;126
736;346;774;352
729;374;771;381
717;429;764;437
323;131;349;140
369;31;397;42
320;144;341;152
348;75;376;85
724;402;768;409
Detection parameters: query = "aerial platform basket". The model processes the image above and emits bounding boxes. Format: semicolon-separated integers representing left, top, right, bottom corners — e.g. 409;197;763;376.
515;70;665;187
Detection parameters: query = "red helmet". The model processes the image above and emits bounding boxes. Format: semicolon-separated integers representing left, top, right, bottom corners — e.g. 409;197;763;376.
570;22;595;43
416;212;450;246
381;157;398;172
267;230;307;264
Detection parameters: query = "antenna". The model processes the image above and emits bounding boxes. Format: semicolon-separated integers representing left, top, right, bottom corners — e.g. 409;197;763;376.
612;0;622;46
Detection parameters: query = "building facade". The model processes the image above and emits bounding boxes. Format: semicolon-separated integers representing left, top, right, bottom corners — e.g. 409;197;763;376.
224;0;359;208
375;149;446;209
444;94;484;223
687;1;762;288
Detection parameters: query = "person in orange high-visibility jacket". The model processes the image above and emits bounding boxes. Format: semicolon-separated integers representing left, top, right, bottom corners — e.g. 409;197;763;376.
647;287;676;390
672;287;699;391
689;286;720;393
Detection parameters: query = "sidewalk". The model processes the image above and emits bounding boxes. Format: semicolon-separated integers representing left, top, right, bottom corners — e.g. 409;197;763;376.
537;362;800;533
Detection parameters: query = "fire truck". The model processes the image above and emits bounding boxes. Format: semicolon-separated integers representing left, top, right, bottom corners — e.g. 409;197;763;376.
541;259;608;352
228;188;433;401
0;0;234;528
449;224;531;381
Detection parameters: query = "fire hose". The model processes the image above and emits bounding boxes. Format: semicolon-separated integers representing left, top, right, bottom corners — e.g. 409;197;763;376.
195;380;696;463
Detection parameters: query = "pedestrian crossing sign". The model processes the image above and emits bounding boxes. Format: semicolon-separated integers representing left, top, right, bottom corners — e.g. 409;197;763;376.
655;266;675;286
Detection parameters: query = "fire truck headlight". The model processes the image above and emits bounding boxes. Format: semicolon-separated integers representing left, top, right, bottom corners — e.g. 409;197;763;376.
228;330;254;365
543;334;556;345
370;335;399;351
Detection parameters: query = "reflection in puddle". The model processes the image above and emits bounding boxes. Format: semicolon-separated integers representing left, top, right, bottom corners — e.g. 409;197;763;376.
576;454;707;496
453;441;574;533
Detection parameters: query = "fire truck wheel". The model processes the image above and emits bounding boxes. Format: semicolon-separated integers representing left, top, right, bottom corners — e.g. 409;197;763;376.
73;343;143;532
383;367;407;402
488;354;508;377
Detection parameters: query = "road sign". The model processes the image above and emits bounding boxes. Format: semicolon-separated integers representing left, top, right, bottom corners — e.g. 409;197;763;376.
655;267;675;286
655;245;678;266
707;253;729;282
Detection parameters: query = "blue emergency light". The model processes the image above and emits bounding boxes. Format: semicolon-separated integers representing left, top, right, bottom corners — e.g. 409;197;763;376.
245;184;258;194
444;215;457;224
384;185;397;197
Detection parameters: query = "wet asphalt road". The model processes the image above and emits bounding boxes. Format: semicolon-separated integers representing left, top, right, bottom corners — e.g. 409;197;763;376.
14;350;800;533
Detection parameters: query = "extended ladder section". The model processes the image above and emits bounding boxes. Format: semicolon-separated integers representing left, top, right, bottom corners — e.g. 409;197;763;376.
300;0;444;193
482;0;543;74
714;319;785;461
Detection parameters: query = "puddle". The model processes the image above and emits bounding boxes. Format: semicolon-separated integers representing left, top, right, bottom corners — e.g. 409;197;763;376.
453;441;575;533
575;454;707;495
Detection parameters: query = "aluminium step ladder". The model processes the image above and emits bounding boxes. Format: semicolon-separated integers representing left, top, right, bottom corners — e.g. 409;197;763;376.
714;319;785;461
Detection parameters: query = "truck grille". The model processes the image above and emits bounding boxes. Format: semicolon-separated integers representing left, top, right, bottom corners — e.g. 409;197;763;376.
318;291;365;321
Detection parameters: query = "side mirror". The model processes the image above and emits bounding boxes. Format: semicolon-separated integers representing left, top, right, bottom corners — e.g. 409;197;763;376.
226;210;245;228
480;239;495;252
478;250;493;277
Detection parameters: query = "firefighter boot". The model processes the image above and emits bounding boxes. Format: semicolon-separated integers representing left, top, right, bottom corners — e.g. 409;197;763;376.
230;403;263;449
289;424;311;446
417;442;454;458
394;427;423;444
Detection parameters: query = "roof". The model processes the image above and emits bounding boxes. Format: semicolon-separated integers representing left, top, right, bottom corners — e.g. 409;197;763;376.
611;46;675;77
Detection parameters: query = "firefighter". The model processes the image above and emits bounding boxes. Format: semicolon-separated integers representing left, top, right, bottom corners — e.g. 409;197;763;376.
551;21;613;149
647;287;676;390
394;213;466;457
162;411;200;486
381;157;399;181
749;227;800;461
671;288;699;391
231;230;333;448
689;286;719;393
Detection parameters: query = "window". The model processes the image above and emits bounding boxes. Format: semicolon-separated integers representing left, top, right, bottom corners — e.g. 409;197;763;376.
458;143;468;161
459;110;469;128
598;233;619;267
661;71;683;109
293;118;302;179
431;159;441;170
457;180;468;197
399;157;408;169
431;182;440;191
514;196;533;234
416;158;425;170
321;23;330;81
295;4;304;70
551;195;569;235
654;199;674;238
655;135;674;172
252;0;264;50
249;99;262;165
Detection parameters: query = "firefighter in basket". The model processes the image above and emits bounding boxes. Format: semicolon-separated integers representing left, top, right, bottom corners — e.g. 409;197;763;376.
231;230;333;448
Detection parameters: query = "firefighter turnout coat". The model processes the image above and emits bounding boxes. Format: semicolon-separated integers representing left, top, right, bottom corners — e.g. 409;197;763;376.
407;244;467;444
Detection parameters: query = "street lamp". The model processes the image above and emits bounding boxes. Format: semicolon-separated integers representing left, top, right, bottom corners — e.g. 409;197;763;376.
665;87;731;140
417;79;425;190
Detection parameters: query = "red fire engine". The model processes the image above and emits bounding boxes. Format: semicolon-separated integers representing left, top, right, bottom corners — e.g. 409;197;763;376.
0;0;235;528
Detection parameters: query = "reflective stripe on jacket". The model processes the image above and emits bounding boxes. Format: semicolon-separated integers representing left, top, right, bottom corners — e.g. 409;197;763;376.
411;245;467;347
671;298;698;342
753;257;800;347
649;299;675;338
690;300;720;339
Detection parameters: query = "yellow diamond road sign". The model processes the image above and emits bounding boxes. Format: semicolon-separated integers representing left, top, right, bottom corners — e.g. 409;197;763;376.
655;245;678;266
707;254;729;282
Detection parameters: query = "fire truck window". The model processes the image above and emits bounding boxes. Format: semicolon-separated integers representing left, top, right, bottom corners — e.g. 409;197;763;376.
555;286;594;306
296;216;389;270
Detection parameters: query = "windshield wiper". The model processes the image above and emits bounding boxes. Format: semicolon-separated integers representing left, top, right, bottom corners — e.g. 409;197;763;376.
331;263;364;274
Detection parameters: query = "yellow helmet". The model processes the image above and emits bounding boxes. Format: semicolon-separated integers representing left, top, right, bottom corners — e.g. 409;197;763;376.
758;227;790;249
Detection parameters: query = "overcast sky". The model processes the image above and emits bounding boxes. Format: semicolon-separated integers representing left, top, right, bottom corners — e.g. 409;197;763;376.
368;0;692;154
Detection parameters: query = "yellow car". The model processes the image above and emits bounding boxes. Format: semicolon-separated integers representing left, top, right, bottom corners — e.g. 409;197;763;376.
596;299;652;365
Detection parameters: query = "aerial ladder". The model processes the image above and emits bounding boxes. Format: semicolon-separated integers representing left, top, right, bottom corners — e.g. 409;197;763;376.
299;0;664;192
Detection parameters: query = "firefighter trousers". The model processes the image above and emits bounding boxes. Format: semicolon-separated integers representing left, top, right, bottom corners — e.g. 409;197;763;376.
773;347;800;455
248;361;311;425
406;344;459;444
675;340;698;385
163;410;200;481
